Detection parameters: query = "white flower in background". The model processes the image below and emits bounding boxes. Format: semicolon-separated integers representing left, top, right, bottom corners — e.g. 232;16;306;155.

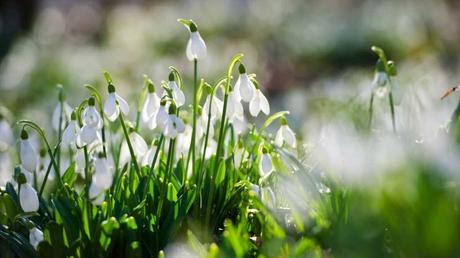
203;95;223;121
196;113;214;139
275;117;296;148
80;97;101;146
19;182;39;212
229;115;248;135
176;125;192;157
259;149;273;177
119;131;148;168
249;88;270;117
156;101;170;129
0;117;14;151
163;114;186;139
250;183;260;196
89;182;105;205
169;73;185;107
233;141;245;167
186;22;207;61
20;130;38;172
0;153;12;186
227;90;244;120
74;149;86;178
62;111;80;149
104;84;129;121
52;101;72;131
92;155;113;190
204;139;217;160
141;143;160;168
141;83;160;128
234;64;255;102
29;227;44;250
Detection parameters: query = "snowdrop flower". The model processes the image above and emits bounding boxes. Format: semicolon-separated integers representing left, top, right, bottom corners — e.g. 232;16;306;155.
258;148;273;177
169;73;185;107
119;131;148;168
0;115;14;151
229;115;248;135
249;87;270;117
186;22;207;61
92;155;113;190
80;97;101;146
275;117;296;148
20;130;38;173
203;94;223;121
156;100;170;129
74;149;86;178
89;182;105;205
176;125;192;157
234;64;255;102
164;114;186;139
227;90;244;120
104;84;129;121
52;101;72;132
233;141;245;167
141;82;160;128
204;139;217;160
196;108;214;139
62;111;80;149
29;227;44;250
141;141;160;168
19;181;39;212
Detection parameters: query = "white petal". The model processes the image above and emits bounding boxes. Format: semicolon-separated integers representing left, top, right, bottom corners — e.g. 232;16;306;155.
239;74;255;102
19;183;39;212
156;106;169;127
163;119;177;139
186;38;194;61
131;132;148;160
258;90;270;115
142;93;159;122
275;127;284;147
119;141;130;167
79;125;98;146
282;125;296;148
259;154;273;176
93;159;112;190
170;82;185;107
0;120;14;150
104;94;119;121
141;147;156;167
249;95;261;117
89;183;105;205
173;116;185;133
52;104;61;131
83;106;102;128
116;93;130;115
190;32;207;60
20;140;37;172
29;227;44;250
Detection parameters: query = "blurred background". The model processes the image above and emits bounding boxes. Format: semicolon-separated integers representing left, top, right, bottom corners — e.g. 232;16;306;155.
2;0;460;127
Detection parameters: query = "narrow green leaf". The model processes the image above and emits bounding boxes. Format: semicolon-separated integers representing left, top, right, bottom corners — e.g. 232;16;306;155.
215;160;226;186
259;110;290;133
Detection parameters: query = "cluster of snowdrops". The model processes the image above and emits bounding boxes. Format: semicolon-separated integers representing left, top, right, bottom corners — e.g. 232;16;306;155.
0;19;297;252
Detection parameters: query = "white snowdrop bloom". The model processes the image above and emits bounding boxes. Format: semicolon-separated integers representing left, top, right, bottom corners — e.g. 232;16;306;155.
75;149;86;178
89;182;105;205
62;112;80;149
259;150;273;177
156;101;170;128
275;118;296;148
141;145;159;168
92;156;113;190
79;124;100;147
119;132;148;168
0;153;12;187
234;64;255;102
141;85;160;124
19;183;39;212
52;101;72;131
204;139;217;160
233;142;245;167
0;118;14;151
203;95;223;121
168;77;185;107
249;89;270;117
104;85;129;121
176;125;192;157
229;115;248;135
196;114;214;139
20;130;38;173
163;114;186;139
227;90;244;119
29;227;44;250
82;98;102;129
186;23;207;61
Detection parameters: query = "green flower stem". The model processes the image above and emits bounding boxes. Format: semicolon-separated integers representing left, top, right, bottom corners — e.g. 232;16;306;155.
368;92;374;131
118;112;141;178
83;145;93;238
388;91;396;133
57;99;63;171
191;59;198;182
38;144;60;198
149;135;164;176
157;138;175;219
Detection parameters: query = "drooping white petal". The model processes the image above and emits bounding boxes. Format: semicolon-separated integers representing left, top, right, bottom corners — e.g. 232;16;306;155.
203;95;223;121
141;147;158;168
89;183;105;205
0;120;14;151
258;90;270;115
79;125;98;146
259;154;273;177
131;132;148;163
19;183;39;212
75;149;86;177
249;89;270;117
52;102;72;131
172;116;185;133
170;81;185;107
282;125;296;148
29;227;44;250
156;105;170;128
249;94;261;117
62;121;80;148
275;127;284;147
141;93;160;123
237;73;255;102
186;31;207;61
230;116;248;135
104;93;120;121
115;93;130;115
163;118;177;139
20;139;37;172
93;158;113;190
83;106;102;128
119;141;130;168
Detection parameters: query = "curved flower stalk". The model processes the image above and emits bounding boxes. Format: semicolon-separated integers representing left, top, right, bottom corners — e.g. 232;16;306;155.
79;97;102;146
20;129;38;173
29;227;44;250
275;117;296;148
104;84;130;121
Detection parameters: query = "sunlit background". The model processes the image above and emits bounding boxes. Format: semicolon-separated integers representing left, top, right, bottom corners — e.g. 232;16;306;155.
2;0;460;256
